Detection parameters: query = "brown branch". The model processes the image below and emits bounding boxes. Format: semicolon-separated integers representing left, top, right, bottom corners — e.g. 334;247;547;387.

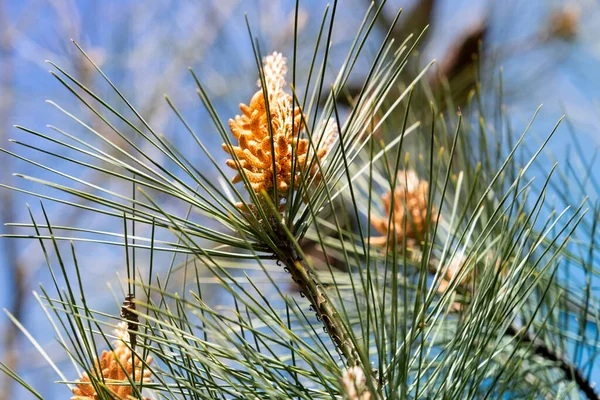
440;259;597;398
505;324;599;400
277;228;361;368
371;0;435;46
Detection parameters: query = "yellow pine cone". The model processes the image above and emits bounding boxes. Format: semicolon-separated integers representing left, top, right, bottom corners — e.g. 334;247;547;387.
548;6;579;41
224;52;332;201
70;322;152;400
371;170;437;247
342;366;374;400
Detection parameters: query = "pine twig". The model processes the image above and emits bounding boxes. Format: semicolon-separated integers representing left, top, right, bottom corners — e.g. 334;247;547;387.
505;324;599;400
277;231;361;369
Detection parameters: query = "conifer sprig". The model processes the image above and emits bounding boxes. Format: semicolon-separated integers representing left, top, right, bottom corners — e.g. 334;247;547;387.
0;1;599;399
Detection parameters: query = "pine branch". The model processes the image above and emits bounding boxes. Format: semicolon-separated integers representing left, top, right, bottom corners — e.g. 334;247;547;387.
505;324;599;400
370;0;435;46
274;222;362;369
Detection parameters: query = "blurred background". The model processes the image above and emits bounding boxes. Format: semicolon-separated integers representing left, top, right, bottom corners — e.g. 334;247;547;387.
0;0;599;398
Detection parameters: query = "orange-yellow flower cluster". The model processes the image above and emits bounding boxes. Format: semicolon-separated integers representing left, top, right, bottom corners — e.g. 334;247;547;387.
434;256;470;312
224;52;331;199
436;256;467;293
342;366;374;400
371;170;437;247
71;322;152;400
549;6;579;41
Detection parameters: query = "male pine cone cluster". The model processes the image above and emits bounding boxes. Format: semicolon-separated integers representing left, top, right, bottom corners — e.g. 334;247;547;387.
224;52;335;203
70;322;152;400
371;170;437;247
342;366;374;400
